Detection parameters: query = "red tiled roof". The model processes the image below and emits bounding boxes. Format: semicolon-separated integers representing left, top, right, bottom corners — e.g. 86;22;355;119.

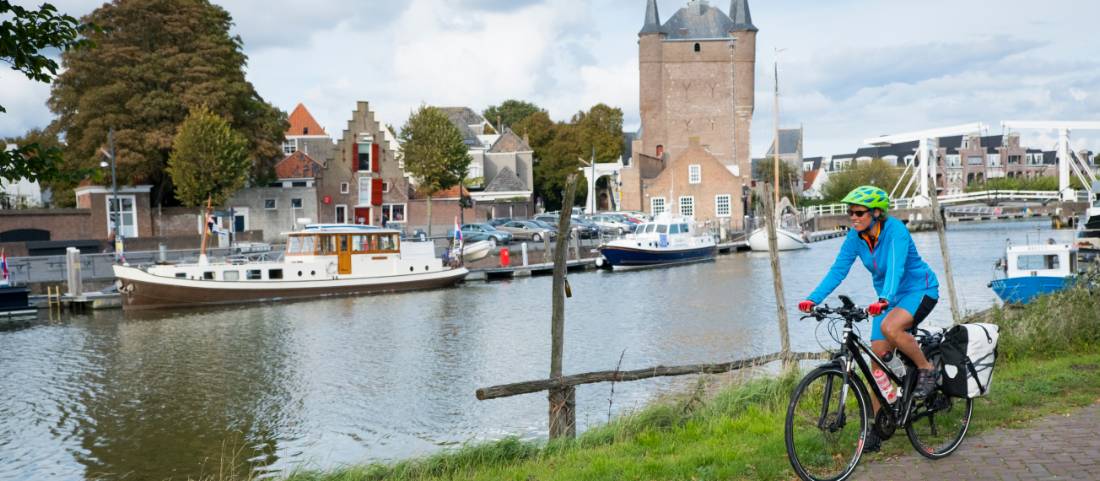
803;169;820;190
286;103;326;136
275;151;323;179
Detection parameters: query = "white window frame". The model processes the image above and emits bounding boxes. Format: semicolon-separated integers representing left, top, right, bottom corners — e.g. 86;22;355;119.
382;203;407;223
679;195;694;217
264;198;277;210
715;194;731;218
105;195;138;238
382;181;390;193
282;139;298;155
650;196;666;215
358;176;371;206
688;164;701;184
335;204;348;224
340;182;349;194
231;207;249;232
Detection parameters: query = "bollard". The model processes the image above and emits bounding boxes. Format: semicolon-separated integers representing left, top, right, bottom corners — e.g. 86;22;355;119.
500;247;510;267
572;230;581;259
158;243;167;263
521;242;529;266
65;247;83;298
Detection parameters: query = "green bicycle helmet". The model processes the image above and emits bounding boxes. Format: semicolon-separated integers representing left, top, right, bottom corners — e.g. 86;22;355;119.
841;185;890;212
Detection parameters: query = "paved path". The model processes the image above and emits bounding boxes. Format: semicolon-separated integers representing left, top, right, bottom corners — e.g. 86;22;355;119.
853;403;1100;481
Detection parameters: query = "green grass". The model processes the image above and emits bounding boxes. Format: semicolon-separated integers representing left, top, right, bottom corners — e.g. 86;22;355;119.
200;283;1100;481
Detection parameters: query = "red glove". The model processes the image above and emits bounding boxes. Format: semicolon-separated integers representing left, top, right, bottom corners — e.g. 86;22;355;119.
868;299;889;316
798;300;816;313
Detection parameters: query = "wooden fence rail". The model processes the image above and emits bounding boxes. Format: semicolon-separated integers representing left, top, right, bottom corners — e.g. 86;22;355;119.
476;351;831;401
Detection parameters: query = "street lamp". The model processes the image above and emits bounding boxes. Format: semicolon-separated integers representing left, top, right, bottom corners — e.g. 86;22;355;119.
100;128;123;261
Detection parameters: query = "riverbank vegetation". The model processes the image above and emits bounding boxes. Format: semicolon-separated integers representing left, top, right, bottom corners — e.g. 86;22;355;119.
201;285;1100;481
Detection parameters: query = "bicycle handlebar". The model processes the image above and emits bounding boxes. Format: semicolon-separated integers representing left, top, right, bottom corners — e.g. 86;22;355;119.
799;296;870;323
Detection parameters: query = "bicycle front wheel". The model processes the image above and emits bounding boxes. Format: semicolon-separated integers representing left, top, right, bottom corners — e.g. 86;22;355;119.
785;366;870;481
906;389;973;459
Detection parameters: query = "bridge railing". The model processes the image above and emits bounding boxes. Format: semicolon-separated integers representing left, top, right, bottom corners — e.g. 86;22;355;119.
801;190;1067;219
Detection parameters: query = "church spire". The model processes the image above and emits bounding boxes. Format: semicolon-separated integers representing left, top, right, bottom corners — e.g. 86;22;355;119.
729;0;758;32
639;0;662;35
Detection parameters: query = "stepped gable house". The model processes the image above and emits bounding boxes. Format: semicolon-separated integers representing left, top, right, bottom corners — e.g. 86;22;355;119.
619;0;757;227
321;101;408;227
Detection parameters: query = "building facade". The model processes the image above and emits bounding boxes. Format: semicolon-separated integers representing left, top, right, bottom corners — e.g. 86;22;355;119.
620;0;755;227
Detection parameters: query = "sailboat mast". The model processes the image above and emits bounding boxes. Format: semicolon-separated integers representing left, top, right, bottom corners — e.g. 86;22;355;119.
772;59;781;209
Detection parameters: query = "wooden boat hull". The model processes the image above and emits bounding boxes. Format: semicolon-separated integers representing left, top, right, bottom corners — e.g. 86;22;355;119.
114;265;468;311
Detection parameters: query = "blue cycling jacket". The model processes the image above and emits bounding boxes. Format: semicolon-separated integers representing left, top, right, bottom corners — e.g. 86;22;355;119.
807;216;939;306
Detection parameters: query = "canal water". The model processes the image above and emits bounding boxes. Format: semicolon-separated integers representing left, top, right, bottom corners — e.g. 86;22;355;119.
0;220;1073;480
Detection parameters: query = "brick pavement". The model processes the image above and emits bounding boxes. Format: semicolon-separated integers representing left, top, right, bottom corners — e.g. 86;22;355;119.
852;403;1100;481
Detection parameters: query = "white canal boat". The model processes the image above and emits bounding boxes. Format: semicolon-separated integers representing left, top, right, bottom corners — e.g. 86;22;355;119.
113;224;468;310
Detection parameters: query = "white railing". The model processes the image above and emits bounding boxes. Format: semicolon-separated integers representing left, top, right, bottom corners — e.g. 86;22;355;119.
801;190;1065;219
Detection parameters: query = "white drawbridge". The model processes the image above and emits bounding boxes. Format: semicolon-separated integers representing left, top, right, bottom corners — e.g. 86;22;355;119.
1000;121;1100;202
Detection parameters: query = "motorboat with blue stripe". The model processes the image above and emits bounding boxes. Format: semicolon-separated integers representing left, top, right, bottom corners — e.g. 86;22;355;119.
988;242;1077;304
597;214;717;269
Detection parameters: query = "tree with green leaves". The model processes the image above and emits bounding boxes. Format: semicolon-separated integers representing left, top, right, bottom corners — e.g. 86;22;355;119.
483;100;543;132
0;1;92;184
820;158;903;203
752;158;802;203
47;0;287;207
516;104;624;211
400;106;471;236
166;106;250;209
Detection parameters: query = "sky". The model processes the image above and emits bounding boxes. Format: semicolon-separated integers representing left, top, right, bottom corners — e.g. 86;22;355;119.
3;0;1100;157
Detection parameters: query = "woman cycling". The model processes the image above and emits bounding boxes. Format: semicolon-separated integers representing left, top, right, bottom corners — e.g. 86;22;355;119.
798;186;940;409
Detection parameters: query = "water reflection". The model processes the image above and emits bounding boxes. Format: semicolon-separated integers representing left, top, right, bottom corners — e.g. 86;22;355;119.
0;220;1074;480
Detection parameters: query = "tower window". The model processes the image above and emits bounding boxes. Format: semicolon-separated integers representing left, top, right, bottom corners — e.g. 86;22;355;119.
694;43;700;52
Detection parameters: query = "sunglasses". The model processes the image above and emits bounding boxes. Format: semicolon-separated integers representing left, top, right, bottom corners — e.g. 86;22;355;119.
847;209;871;217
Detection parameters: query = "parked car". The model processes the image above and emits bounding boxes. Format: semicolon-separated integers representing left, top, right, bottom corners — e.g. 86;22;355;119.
496;220;555;242
586;214;636;235
533;214;599;239
457;223;513;246
487;217;513;227
599;212;643;225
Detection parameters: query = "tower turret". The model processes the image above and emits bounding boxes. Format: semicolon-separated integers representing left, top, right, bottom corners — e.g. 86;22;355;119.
639;0;662;35
729;0;757;31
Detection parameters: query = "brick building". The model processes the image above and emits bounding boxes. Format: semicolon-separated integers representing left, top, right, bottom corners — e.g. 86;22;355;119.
619;0;756;227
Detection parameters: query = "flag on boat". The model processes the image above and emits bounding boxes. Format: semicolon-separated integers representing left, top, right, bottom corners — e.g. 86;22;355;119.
1;250;8;282
454;216;462;246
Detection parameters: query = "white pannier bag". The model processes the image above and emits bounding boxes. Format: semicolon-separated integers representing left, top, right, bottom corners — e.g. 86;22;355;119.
939;323;999;398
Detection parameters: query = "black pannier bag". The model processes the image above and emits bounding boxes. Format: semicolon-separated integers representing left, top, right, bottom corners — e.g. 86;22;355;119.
939;323;999;398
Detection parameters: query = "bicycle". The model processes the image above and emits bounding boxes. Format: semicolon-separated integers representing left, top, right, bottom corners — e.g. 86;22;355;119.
784;295;974;481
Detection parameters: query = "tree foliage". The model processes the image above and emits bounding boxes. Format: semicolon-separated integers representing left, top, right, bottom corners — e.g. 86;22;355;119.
820;159;903;203
964;176;1059;193
752;158;802;202
0;1;93;183
482;99;543;132
166;106;250;208
47;0;287;207
400;105;471;234
514;104;624;211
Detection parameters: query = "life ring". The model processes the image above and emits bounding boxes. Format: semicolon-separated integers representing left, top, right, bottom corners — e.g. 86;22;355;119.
326;262;337;275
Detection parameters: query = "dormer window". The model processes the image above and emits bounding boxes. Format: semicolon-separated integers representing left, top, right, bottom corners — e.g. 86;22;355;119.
688;164;701;184
303;127;309;135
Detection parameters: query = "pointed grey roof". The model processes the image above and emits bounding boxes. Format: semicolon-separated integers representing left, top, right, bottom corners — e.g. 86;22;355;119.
639;0;663;35
766;128;803;156
489;130;532;153
484;166;527;192
729;0;757;32
662;1;735;40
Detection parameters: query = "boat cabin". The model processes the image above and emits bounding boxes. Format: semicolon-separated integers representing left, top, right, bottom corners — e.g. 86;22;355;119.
286;226;403;275
1005;243;1077;279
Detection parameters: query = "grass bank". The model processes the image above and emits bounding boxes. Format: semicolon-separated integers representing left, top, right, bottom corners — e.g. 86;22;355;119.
213;284;1100;481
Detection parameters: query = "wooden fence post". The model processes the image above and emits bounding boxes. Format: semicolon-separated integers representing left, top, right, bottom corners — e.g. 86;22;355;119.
550;174;578;439
763;184;793;367
927;193;961;324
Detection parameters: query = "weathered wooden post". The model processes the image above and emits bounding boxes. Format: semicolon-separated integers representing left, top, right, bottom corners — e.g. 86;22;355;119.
763;184;793;367
550;174;579;439
927;192;962;323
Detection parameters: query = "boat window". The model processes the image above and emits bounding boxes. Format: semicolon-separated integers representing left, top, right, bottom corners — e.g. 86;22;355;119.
318;235;337;255
339;235;349;252
269;269;283;279
352;235;369;252
287;236;301;255
644;224;656;233
669;224;681;234
656;224;668;234
681;223;690;233
175;272;186;278
1017;254;1059;270
203;271;214;280
246;269;262;280
223;271;239;281
300;236;315;255
380;234;395;251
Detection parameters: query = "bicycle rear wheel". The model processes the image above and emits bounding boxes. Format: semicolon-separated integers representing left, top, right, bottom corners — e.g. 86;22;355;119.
905;389;973;459
785;366;870;481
